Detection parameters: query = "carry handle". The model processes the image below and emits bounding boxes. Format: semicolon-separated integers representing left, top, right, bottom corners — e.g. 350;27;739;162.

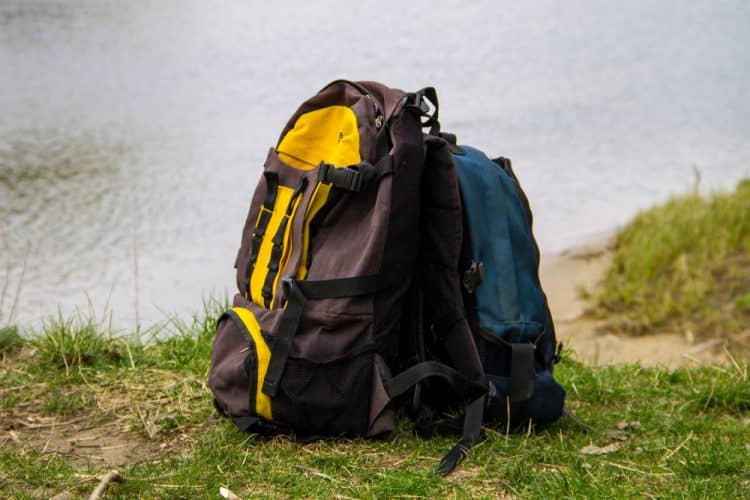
404;87;440;135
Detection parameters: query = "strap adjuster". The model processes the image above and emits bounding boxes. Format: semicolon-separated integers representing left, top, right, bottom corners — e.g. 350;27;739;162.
404;90;430;114
280;276;295;300
318;162;365;192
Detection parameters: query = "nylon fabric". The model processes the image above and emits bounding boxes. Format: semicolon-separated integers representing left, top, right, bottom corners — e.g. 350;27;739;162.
243;172;279;298
296;181;332;280
277;106;361;170
250;186;294;306
452;141;564;430
453;146;547;346
232;307;273;421
267;189;306;308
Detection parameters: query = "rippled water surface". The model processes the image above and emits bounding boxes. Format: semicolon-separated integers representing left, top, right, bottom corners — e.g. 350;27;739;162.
1;0;749;328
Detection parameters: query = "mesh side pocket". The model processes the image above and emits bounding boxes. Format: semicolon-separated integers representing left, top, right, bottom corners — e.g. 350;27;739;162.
272;347;375;437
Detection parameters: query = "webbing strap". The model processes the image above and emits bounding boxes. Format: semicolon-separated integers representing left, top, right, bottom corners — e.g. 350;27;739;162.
318;155;393;192
295;275;379;299
231;415;260;433
436;395;485;475
509;343;535;402
261;177;308;307
383;361;488;476
374;123;390;159
261;275;379;398
244;172;279;297
229;414;291;436
382;361;487;402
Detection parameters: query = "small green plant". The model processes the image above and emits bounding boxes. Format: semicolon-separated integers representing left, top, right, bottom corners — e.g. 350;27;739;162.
152;295;227;373
42;388;94;416
33;315;121;371
594;178;750;344
0;324;24;353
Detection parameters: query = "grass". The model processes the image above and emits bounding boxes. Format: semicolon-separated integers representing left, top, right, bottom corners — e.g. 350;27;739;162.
1;180;749;497
1;303;748;498
592;178;750;345
0;324;23;354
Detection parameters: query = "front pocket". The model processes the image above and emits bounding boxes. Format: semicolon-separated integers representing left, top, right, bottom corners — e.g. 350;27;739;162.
271;346;375;437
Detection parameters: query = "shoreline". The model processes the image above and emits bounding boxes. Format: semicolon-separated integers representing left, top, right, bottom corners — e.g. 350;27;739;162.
540;233;729;368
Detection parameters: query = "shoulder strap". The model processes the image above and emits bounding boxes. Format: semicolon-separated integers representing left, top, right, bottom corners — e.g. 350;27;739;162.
382;361;487;476
398;134;489;475
420;136;485;380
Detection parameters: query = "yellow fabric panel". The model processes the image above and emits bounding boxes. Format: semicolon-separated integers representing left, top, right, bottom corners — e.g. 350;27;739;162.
232;307;273;421
250;186;294;306
277;106;361;170
269;193;304;308
295;182;332;280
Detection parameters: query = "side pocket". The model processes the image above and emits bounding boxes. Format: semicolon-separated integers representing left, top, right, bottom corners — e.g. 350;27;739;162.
271;346;375;437
208;307;273;421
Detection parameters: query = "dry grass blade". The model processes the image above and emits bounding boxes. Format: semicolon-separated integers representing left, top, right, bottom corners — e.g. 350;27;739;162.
6;241;31;325
136;406;158;440
660;432;693;463
580;442;621;455
88;470;124;500
0;253;9;314
293;465;336;481
219;486;244;500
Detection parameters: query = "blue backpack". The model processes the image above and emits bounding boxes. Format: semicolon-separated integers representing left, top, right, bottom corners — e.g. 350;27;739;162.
397;90;566;473
447;138;565;428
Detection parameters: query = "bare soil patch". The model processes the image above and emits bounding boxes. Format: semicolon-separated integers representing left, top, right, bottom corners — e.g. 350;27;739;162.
1;408;154;467
541;235;729;368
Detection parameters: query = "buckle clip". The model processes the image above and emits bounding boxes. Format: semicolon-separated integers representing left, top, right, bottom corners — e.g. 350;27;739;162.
281;276;294;300
318;162;331;182
462;260;485;294
318;162;364;192
405;90;430;114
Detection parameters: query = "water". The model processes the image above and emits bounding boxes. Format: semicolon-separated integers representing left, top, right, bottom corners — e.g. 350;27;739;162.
1;0;749;329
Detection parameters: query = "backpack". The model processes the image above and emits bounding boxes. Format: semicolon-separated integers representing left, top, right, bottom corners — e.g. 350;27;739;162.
452;144;565;428
208;81;487;473
411;135;566;430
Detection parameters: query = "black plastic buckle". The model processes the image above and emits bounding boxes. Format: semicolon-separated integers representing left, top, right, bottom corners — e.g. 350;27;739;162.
462;260;485;294
318;162;331;182
318;162;364;192
343;168;364;192
281;276;293;300
404;90;430;114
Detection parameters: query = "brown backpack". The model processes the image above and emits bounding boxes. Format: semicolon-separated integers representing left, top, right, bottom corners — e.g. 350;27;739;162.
208;80;486;474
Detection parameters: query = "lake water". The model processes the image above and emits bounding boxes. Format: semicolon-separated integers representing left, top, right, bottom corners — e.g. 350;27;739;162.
1;0;749;329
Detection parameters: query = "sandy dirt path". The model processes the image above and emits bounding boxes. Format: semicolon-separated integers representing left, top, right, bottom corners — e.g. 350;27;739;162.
540;236;728;368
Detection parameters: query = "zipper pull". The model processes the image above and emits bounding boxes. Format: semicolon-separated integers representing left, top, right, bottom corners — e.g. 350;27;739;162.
367;94;384;129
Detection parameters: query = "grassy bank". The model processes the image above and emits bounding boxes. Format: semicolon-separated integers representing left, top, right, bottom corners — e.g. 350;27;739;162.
1;180;749;497
1;301;748;498
592;178;750;346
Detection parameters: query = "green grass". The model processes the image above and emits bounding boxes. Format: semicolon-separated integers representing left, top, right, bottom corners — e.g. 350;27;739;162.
1;307;748;498
0;324;23;354
2;181;750;496
592;179;750;343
